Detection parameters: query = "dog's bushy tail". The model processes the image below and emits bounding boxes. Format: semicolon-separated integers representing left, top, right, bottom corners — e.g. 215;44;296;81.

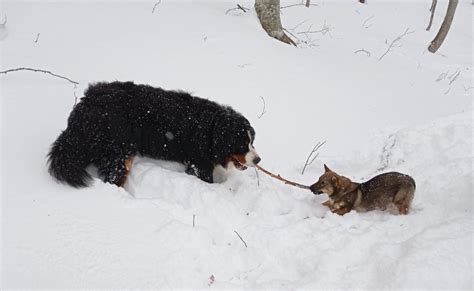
47;129;91;187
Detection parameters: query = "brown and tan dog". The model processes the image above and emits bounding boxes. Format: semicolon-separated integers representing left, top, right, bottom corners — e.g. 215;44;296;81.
310;165;415;215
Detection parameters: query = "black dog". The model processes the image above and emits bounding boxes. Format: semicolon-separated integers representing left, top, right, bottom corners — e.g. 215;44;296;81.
48;81;260;187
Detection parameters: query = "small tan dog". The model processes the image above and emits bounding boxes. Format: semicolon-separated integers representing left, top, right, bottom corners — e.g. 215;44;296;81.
310;165;415;215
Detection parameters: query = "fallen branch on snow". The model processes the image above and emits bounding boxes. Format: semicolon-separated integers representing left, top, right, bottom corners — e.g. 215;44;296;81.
234;230;248;248
256;164;310;190
281;3;318;9
378;28;414;61
225;4;249;15
152;0;161;14
34;33;40;43
0;67;79;86
354;49;371;57
257;96;266;119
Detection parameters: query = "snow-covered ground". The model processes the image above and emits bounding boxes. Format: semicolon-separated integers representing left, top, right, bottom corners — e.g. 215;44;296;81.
1;0;472;289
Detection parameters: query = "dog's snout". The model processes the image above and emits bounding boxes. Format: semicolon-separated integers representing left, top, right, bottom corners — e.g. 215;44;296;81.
253;156;261;165
310;184;321;195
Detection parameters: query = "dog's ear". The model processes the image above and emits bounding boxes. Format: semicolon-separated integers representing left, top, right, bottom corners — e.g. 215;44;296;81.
331;175;338;188
324;164;331;173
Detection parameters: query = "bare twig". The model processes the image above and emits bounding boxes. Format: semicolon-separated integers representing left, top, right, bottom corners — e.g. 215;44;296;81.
0;67;79;86
152;0;161;14
462;85;474;91
426;0;438;31
256;164;310;190
254;168;260;187
284;28;318;48
234;230;248;248
448;70;460;85
436;70;448;82
257;96;266;119
236;4;248;13
193;214;196;227
362;15;374;28
301;141;326;175
297;21;331;36
34;33;40;43
354;49;371;57
291;19;309;31
226;4;249;15
378;28;414;61
281;3;318;9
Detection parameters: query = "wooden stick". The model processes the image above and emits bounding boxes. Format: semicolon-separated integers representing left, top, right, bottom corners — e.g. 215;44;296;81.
0;67;79;85
255;164;310;190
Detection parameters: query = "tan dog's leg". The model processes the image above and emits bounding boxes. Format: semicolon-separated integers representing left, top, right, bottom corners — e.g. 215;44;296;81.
393;188;415;215
118;155;135;187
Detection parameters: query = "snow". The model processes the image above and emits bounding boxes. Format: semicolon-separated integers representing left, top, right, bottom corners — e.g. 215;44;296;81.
1;0;472;289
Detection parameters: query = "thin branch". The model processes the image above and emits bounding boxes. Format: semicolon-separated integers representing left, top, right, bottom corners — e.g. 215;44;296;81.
436;70;448;82
234;230;247;248
256;164;310;190
354;49;371;57
226;4;249;15
448;70;460;85
0;67;79;86
257;96;266;119
301;141;326;175
34;33;40;44
281;3;318;9
291;19;309;31
284;27;318;48
254;168;260;187
297;26;331;35
152;0;161;14
426;0;438;31
193;214;196;227
296;20;332;39
362;15;374;28
236;4;248;13
378;28;414;61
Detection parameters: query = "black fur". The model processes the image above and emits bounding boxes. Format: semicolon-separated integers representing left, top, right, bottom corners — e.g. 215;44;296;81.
48;81;256;187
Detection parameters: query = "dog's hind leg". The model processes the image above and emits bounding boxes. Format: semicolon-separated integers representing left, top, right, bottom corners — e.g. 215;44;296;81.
392;187;415;215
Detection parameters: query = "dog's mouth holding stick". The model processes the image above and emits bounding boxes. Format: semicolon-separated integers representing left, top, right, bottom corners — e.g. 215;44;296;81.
255;164;310;190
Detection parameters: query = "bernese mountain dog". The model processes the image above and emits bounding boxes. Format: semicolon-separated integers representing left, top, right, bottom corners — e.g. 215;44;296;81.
48;81;260;187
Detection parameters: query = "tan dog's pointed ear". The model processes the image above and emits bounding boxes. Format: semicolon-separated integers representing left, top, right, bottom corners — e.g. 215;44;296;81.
324;164;331;173
331;176;339;189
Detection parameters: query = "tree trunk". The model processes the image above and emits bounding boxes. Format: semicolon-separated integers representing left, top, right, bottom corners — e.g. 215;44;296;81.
255;0;296;46
428;0;458;53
